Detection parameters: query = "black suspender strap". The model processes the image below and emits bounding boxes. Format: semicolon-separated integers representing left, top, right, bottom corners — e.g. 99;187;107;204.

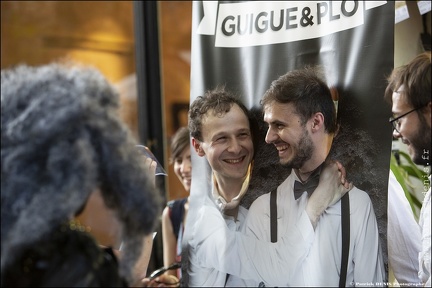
270;188;277;243
261;189;277;287
270;186;350;286
339;193;350;287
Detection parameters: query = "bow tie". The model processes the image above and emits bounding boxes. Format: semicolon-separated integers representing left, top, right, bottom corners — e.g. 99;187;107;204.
293;173;320;200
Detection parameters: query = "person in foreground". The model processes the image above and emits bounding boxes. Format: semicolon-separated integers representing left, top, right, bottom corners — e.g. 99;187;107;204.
385;51;431;286
185;80;357;286
1;62;163;287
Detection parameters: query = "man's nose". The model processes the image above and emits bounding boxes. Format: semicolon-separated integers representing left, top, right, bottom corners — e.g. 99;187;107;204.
392;128;401;139
227;139;242;153
265;127;277;144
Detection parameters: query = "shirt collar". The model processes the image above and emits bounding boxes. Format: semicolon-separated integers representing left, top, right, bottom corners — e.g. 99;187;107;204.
294;161;324;184
212;163;252;213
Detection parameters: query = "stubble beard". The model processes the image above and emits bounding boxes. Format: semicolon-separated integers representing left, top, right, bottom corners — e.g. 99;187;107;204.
281;129;313;170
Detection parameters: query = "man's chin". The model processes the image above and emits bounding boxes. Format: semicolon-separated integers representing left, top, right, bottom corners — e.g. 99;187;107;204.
280;160;288;167
280;160;296;169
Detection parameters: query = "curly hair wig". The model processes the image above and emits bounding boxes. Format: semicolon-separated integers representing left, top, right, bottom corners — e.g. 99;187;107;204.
1;62;163;285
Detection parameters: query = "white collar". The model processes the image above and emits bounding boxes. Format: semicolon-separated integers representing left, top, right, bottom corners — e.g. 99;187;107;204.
211;164;252;213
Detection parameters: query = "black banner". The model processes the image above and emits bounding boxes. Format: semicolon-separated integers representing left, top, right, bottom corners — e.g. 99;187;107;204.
184;1;394;284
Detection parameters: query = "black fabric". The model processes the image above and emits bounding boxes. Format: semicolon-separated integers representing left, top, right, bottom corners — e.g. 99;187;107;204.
270;188;278;243
2;223;128;287
167;197;188;241
293;175;320;200
339;193;350;287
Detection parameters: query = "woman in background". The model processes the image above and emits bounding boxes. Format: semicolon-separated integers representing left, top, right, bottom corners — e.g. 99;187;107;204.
162;127;191;279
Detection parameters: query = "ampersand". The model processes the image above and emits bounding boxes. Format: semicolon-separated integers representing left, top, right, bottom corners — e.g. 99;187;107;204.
300;7;314;27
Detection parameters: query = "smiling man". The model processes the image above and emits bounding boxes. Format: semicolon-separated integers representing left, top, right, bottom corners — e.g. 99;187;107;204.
235;67;385;286
184;81;359;287
187;86;254;286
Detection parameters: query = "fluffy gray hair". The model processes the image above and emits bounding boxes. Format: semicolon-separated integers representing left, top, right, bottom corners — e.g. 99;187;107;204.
1;62;163;284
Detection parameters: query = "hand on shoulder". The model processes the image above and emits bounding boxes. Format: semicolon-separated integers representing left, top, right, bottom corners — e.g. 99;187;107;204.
306;160;353;229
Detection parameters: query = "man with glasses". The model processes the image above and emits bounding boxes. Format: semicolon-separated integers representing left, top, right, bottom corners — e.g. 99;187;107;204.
389;105;429;135
385;51;431;286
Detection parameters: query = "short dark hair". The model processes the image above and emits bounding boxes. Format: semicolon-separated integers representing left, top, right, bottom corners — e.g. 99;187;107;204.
260;66;338;134
169;126;190;164
188;85;250;141
384;51;431;110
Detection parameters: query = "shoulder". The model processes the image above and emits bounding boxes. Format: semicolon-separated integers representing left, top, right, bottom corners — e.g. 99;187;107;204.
249;179;288;212
167;199;175;208
187;199;226;245
195;197;222;220
246;190;274;228
162;205;171;219
348;186;375;214
167;197;187;207
349;187;372;202
249;191;271;213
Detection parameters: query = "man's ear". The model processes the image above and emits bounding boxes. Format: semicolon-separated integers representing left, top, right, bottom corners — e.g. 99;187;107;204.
311;112;324;131
191;138;205;157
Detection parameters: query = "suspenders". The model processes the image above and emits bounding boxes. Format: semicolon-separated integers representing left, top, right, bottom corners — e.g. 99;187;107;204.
339;193;350;287
270;188;278;243
269;189;350;287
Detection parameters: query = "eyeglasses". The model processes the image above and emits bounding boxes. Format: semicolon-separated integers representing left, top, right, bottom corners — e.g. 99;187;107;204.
389;105;424;133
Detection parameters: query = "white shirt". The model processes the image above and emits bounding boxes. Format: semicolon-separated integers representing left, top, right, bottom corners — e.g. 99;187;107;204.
418;175;431;286
187;176;249;287
186;194;316;287
241;172;385;286
387;170;421;285
187;202;248;286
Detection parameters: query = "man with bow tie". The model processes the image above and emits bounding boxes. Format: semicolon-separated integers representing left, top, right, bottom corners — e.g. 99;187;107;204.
232;66;385;286
185;66;385;287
